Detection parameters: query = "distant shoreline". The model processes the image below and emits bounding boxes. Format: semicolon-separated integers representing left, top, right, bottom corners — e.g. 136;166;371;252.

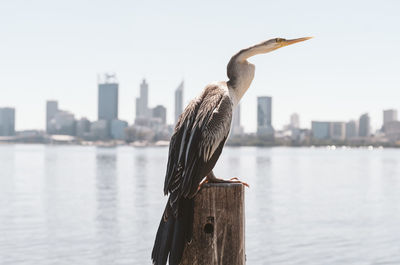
1;141;399;149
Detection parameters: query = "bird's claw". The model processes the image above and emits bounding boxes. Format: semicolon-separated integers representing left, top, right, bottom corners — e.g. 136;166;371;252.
233;180;250;188
229;177;249;187
198;178;209;191
198;176;249;190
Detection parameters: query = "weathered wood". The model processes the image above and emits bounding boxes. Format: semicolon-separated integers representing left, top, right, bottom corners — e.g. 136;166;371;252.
181;183;245;265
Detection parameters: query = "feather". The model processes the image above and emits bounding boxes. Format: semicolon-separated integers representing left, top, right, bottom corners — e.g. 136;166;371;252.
152;82;233;265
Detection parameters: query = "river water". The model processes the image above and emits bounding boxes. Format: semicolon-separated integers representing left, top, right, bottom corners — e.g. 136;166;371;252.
0;145;399;264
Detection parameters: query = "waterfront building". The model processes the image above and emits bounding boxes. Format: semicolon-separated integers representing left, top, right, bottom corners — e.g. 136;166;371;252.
90;120;109;140
125;124;155;142
0;107;15;136
46;100;78;136
311;121;331;140
330;122;346;140
46;100;58;133
345;120;358;139
98;74;118;122
383;109;398;131
385;121;400;142
359;113;370;137
257;96;274;137
51;111;76;135
174;81;184;124
76;118;91;139
111;119;128;140
152;105;167;125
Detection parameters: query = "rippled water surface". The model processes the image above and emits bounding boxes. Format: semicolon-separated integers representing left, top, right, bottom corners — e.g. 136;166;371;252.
1;145;400;264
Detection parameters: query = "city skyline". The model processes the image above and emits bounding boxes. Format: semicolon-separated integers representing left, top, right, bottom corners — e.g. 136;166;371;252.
1;1;400;132
2;84;400;144
2;76;400;135
3;71;399;133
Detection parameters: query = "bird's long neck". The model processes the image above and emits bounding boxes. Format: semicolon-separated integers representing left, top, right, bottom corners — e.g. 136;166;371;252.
226;41;282;106
227;58;255;107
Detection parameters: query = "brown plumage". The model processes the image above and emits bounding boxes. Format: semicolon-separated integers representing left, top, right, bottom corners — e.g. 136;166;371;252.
152;37;312;265
152;83;232;265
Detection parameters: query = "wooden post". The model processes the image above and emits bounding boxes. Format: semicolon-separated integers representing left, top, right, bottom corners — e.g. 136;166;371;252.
181;183;245;265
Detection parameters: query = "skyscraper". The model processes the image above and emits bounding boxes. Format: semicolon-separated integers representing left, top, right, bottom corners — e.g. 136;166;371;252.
0;107;15;136
257;96;274;136
359;113;370;137
175;81;184;124
98;74;118;121
346;120;358;139
136;79;149;120
383;109;398;131
46;100;58;133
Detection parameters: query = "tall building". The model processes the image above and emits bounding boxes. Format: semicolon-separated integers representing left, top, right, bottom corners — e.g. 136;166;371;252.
136;79;150;120
345;120;358;139
46;100;58;133
330;122;346;140
152;105;167;125
0;107;15;136
383;109;398;131
98;74;119;121
175;81;184;124
311;121;331;140
290;113;300;129
231;104;244;136
359;113;370;137
257;96;274;136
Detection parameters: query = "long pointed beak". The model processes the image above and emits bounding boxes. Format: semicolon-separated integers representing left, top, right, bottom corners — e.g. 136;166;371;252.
282;37;313;47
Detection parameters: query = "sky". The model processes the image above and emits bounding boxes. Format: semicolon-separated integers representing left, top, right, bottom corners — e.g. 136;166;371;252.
1;0;400;132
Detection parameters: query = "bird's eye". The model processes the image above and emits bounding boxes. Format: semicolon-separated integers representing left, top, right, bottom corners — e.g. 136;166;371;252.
276;38;285;43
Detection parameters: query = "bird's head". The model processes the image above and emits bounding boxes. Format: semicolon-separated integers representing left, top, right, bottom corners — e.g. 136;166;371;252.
260;37;312;53
227;36;312;103
235;37;313;62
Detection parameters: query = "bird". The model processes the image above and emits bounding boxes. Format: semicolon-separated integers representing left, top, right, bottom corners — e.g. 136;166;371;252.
151;37;312;265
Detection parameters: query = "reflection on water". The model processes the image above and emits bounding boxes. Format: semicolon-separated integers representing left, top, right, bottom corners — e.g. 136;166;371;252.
0;145;400;264
95;150;119;265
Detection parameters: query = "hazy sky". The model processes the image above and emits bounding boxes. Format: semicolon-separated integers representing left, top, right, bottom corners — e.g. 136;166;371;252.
1;0;400;132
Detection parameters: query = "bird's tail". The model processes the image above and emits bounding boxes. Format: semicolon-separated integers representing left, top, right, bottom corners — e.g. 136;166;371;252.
151;197;194;265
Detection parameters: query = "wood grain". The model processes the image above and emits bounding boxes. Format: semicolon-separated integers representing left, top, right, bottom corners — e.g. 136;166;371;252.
181;183;245;265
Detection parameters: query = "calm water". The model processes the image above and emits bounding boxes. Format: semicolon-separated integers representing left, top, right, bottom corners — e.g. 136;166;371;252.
1;145;400;265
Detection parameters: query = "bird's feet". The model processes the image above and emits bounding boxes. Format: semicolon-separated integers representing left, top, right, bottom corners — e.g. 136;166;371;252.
197;177;210;191
198;172;249;191
210;176;250;188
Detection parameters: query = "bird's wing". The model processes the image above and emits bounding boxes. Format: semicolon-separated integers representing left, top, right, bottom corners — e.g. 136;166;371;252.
180;91;233;198
163;95;203;196
164;84;233;214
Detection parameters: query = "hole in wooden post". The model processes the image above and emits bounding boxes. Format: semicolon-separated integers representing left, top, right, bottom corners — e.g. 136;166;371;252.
204;223;214;234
